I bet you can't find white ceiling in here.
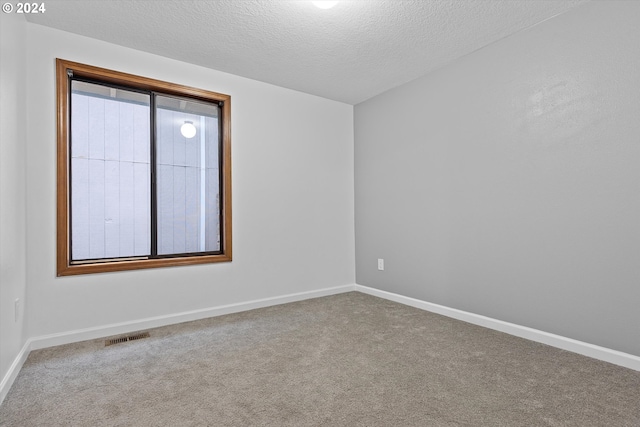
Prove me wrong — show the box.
[26,0,589,104]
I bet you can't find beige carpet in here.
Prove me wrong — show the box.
[1,292,639,426]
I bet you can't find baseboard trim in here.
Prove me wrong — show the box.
[8,282,636,406]
[30,284,356,351]
[0,340,30,405]
[355,284,640,372]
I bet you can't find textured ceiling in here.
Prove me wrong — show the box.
[26,0,589,104]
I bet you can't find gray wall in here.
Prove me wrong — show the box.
[355,1,640,357]
[0,12,28,391]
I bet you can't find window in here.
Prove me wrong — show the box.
[56,59,231,276]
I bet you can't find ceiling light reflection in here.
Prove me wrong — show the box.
[312,1,339,9]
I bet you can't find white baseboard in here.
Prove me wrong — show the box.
[0,340,30,405]
[5,282,637,406]
[29,284,356,351]
[355,284,640,371]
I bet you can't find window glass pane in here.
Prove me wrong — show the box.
[70,80,151,261]
[155,95,220,255]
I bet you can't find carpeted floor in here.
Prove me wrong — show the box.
[1,292,639,426]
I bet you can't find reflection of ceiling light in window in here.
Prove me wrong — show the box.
[181,121,196,138]
[312,1,338,9]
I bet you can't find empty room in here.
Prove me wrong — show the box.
[1,0,639,425]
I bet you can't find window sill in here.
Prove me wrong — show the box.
[57,253,232,276]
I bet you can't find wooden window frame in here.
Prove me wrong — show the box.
[56,59,232,276]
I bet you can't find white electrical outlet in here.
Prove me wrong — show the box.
[377,258,384,271]
[14,298,20,322]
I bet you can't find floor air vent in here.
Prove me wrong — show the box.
[105,332,150,347]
